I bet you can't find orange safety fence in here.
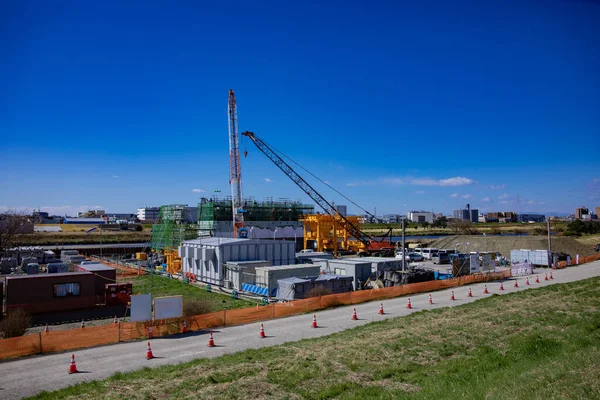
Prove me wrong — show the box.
[0,268,525,360]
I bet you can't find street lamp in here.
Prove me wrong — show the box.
[455,243,461,254]
[273,229,278,241]
[249,227,255,239]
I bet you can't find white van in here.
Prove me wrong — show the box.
[421,248,439,260]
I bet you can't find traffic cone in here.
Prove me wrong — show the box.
[145,342,154,360]
[207,331,215,347]
[406,298,412,309]
[44,324,49,333]
[148,326,153,339]
[312,315,318,328]
[545,273,549,281]
[352,308,358,320]
[259,323,266,338]
[182,320,187,333]
[450,291,455,301]
[468,288,473,297]
[484,285,489,294]
[550,271,554,279]
[535,275,540,283]
[113,316,118,325]
[379,303,384,315]
[514,280,519,288]
[428,294,433,304]
[80,319,85,329]
[500,282,504,291]
[525,277,530,285]
[68,354,78,374]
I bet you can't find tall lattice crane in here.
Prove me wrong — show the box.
[241,130,394,255]
[228,90,247,238]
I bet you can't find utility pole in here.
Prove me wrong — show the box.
[402,218,406,273]
[547,218,552,268]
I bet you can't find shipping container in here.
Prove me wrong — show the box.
[75,263,117,304]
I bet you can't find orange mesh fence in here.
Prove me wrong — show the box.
[42,324,119,352]
[0,267,516,360]
[188,311,225,332]
[0,333,41,358]
[225,306,274,327]
[585,254,600,263]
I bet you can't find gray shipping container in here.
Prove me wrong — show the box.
[255,264,322,295]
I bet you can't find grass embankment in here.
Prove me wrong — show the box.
[32,277,600,399]
[119,274,254,311]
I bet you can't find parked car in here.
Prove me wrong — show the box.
[407,252,424,262]
[432,251,450,264]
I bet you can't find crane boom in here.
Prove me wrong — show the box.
[228,90,246,238]
[241,131,382,248]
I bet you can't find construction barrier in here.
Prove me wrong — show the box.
[0,266,576,360]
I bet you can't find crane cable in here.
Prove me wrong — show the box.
[258,139,382,222]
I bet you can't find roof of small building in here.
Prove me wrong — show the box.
[63,218,106,223]
[75,263,116,272]
[182,238,291,246]
[6,272,93,280]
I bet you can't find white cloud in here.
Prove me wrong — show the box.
[481,197,491,202]
[489,184,505,190]
[499,200,510,205]
[112,175,120,179]
[411,176,474,186]
[264,178,273,183]
[498,193,509,199]
[527,200,535,205]
[381,177,406,185]
[346,183,358,187]
[462,194,472,199]
[412,179,439,186]
[538,201,546,206]
[415,190,425,195]
[450,193,459,198]
[192,188,206,193]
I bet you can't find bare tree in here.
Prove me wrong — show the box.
[0,211,32,255]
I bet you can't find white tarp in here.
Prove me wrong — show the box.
[154,295,183,320]
[130,294,152,322]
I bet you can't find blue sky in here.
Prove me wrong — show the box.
[1,1,599,217]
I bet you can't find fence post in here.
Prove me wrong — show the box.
[118,322,121,342]
[39,332,42,354]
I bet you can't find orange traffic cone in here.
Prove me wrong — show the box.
[379,303,384,315]
[544,273,548,281]
[312,315,318,328]
[182,320,187,333]
[145,342,154,360]
[484,285,489,294]
[208,331,215,347]
[352,308,358,320]
[514,280,519,288]
[550,271,554,279]
[406,298,412,309]
[113,316,118,325]
[68,354,78,374]
[450,291,455,301]
[44,324,49,333]
[500,282,504,291]
[525,277,530,285]
[535,275,540,283]
[259,323,266,338]
[428,294,433,304]
[468,288,473,297]
[80,319,85,329]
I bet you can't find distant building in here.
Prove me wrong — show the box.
[334,205,347,216]
[518,213,546,223]
[485,212,517,223]
[575,207,589,220]
[63,218,106,224]
[453,205,478,223]
[137,207,160,222]
[407,211,434,224]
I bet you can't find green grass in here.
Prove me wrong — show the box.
[121,274,254,311]
[29,277,600,399]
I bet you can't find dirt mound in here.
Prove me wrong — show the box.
[430,235,595,260]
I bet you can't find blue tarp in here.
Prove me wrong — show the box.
[241,283,272,297]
